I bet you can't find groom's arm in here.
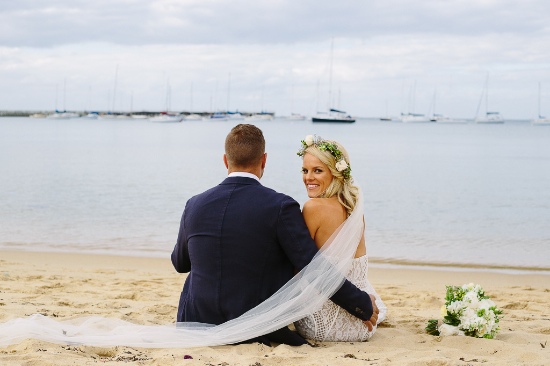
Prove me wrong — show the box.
[330,280,374,320]
[278,198,374,321]
[171,203,192,273]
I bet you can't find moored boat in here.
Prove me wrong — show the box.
[401,112,431,123]
[475,74,504,124]
[431,114,468,124]
[82,112,100,119]
[531,83,550,125]
[185,114,202,121]
[312,108,355,123]
[208,112,228,121]
[531,116,550,125]
[47,111,79,119]
[287,113,306,121]
[475,111,503,124]
[150,112,183,123]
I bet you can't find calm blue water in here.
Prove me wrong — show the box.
[1,116,549,271]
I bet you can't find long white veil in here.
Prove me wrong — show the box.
[0,190,366,348]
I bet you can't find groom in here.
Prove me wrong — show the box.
[171,124,377,346]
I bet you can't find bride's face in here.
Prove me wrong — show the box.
[302,153,334,198]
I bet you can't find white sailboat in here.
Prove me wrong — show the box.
[47,111,79,119]
[312,108,354,123]
[432,114,468,124]
[245,112,274,121]
[401,112,431,123]
[227,111,245,120]
[400,81,430,123]
[532,82,550,125]
[312,39,355,123]
[150,78,183,122]
[287,84,306,120]
[47,79,78,119]
[82,112,100,119]
[185,114,202,121]
[150,112,183,123]
[475,74,504,124]
[288,113,306,120]
[429,89,467,123]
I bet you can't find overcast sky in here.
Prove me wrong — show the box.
[1,0,549,118]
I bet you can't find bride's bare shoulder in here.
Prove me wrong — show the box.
[303,198,342,215]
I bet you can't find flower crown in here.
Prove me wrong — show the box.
[297,135,352,181]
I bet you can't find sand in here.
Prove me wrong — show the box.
[0,250,548,365]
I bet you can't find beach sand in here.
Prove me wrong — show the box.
[0,250,548,365]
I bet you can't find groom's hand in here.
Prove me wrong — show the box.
[362,294,380,331]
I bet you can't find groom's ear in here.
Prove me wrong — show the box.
[261,153,267,169]
[223,154,229,169]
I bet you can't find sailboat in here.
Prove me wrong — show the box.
[286,84,306,120]
[312,40,355,123]
[532,82,550,125]
[429,88,467,124]
[288,113,306,120]
[475,74,503,124]
[150,79,183,122]
[312,108,354,123]
[400,81,430,123]
[47,79,79,119]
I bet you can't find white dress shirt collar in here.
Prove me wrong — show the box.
[227,172,261,183]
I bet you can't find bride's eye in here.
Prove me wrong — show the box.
[301,168,308,174]
[314,168,323,173]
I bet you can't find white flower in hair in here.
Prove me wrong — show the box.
[335,159,348,172]
[304,135,315,146]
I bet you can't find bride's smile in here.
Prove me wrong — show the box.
[301,153,334,198]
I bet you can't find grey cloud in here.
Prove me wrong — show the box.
[1,0,549,48]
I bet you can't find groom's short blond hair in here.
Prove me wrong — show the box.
[225,124,265,168]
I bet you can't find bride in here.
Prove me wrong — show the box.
[294,135,387,341]
[0,135,385,348]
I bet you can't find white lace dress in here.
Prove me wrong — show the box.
[294,255,387,342]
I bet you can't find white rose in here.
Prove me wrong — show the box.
[447,300,464,315]
[304,135,314,146]
[438,324,464,336]
[464,291,479,307]
[335,159,348,172]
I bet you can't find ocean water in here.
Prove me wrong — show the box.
[1,116,549,272]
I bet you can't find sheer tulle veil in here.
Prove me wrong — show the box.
[0,189,367,348]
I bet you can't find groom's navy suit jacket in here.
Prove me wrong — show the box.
[171,176,373,345]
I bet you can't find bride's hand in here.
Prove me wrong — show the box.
[370,294,380,316]
[362,294,379,331]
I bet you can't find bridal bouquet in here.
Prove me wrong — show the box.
[426,283,503,339]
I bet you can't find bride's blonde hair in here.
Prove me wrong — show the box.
[298,136,359,215]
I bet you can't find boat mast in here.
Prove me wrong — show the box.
[486,74,489,114]
[227,72,231,112]
[63,78,66,111]
[327,38,334,110]
[112,64,118,112]
[55,84,58,111]
[190,82,194,113]
[538,82,541,118]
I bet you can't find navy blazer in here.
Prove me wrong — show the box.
[171,176,373,345]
